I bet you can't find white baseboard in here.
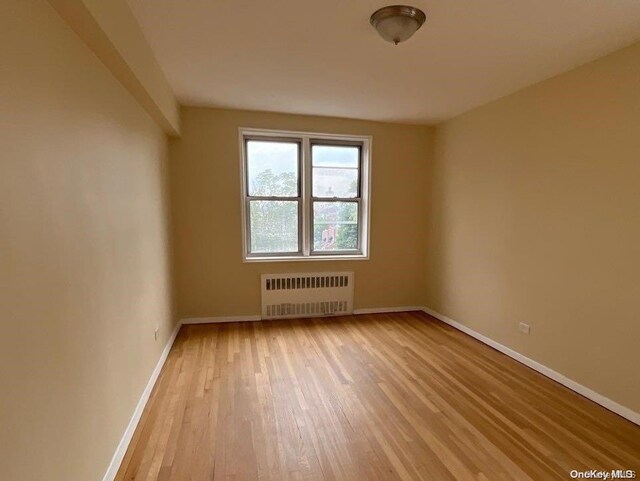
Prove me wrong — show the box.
[102,320,182,481]
[421,306,640,426]
[353,306,424,315]
[181,315,262,325]
[181,308,424,323]
[180,306,424,324]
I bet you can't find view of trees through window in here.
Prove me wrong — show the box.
[249,170,299,253]
[245,137,362,256]
[313,201,358,251]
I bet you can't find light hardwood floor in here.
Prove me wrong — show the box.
[116,312,640,481]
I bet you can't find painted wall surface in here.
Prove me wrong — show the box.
[427,41,640,413]
[170,107,434,318]
[47,0,180,134]
[0,1,175,480]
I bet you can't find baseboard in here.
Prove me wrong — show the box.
[182,308,424,323]
[181,315,262,325]
[421,306,640,426]
[102,320,182,481]
[353,306,424,315]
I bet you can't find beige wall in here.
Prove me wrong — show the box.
[427,41,640,413]
[47,0,180,135]
[170,107,434,318]
[0,1,175,480]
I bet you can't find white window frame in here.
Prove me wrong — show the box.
[239,127,371,262]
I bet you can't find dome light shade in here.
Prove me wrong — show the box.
[370,5,426,45]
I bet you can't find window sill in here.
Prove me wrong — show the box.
[244,254,369,263]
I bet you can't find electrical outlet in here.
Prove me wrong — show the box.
[518,322,530,335]
[154,325,159,341]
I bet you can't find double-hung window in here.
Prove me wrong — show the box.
[240,128,371,261]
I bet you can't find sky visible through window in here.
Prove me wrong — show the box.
[246,142,359,197]
[312,145,358,168]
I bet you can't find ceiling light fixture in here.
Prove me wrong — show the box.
[370,5,426,45]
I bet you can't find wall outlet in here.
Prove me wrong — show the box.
[518,322,531,335]
[154,325,159,341]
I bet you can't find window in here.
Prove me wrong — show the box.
[240,128,371,261]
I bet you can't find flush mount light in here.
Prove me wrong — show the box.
[370,5,426,45]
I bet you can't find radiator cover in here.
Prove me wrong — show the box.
[261,272,354,319]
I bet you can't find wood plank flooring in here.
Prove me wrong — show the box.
[115,312,640,481]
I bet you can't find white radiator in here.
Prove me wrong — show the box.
[261,272,354,319]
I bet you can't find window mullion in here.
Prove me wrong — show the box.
[302,136,312,256]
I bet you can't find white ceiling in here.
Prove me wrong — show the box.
[127,0,640,124]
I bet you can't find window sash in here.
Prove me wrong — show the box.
[310,198,362,255]
[310,142,362,199]
[244,136,302,198]
[245,198,303,257]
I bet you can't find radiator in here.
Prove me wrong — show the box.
[261,272,354,319]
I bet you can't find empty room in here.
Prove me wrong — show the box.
[2,0,640,480]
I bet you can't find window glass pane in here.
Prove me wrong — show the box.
[312,145,359,198]
[312,145,359,168]
[249,200,299,253]
[313,202,358,251]
[313,168,358,198]
[247,140,298,197]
